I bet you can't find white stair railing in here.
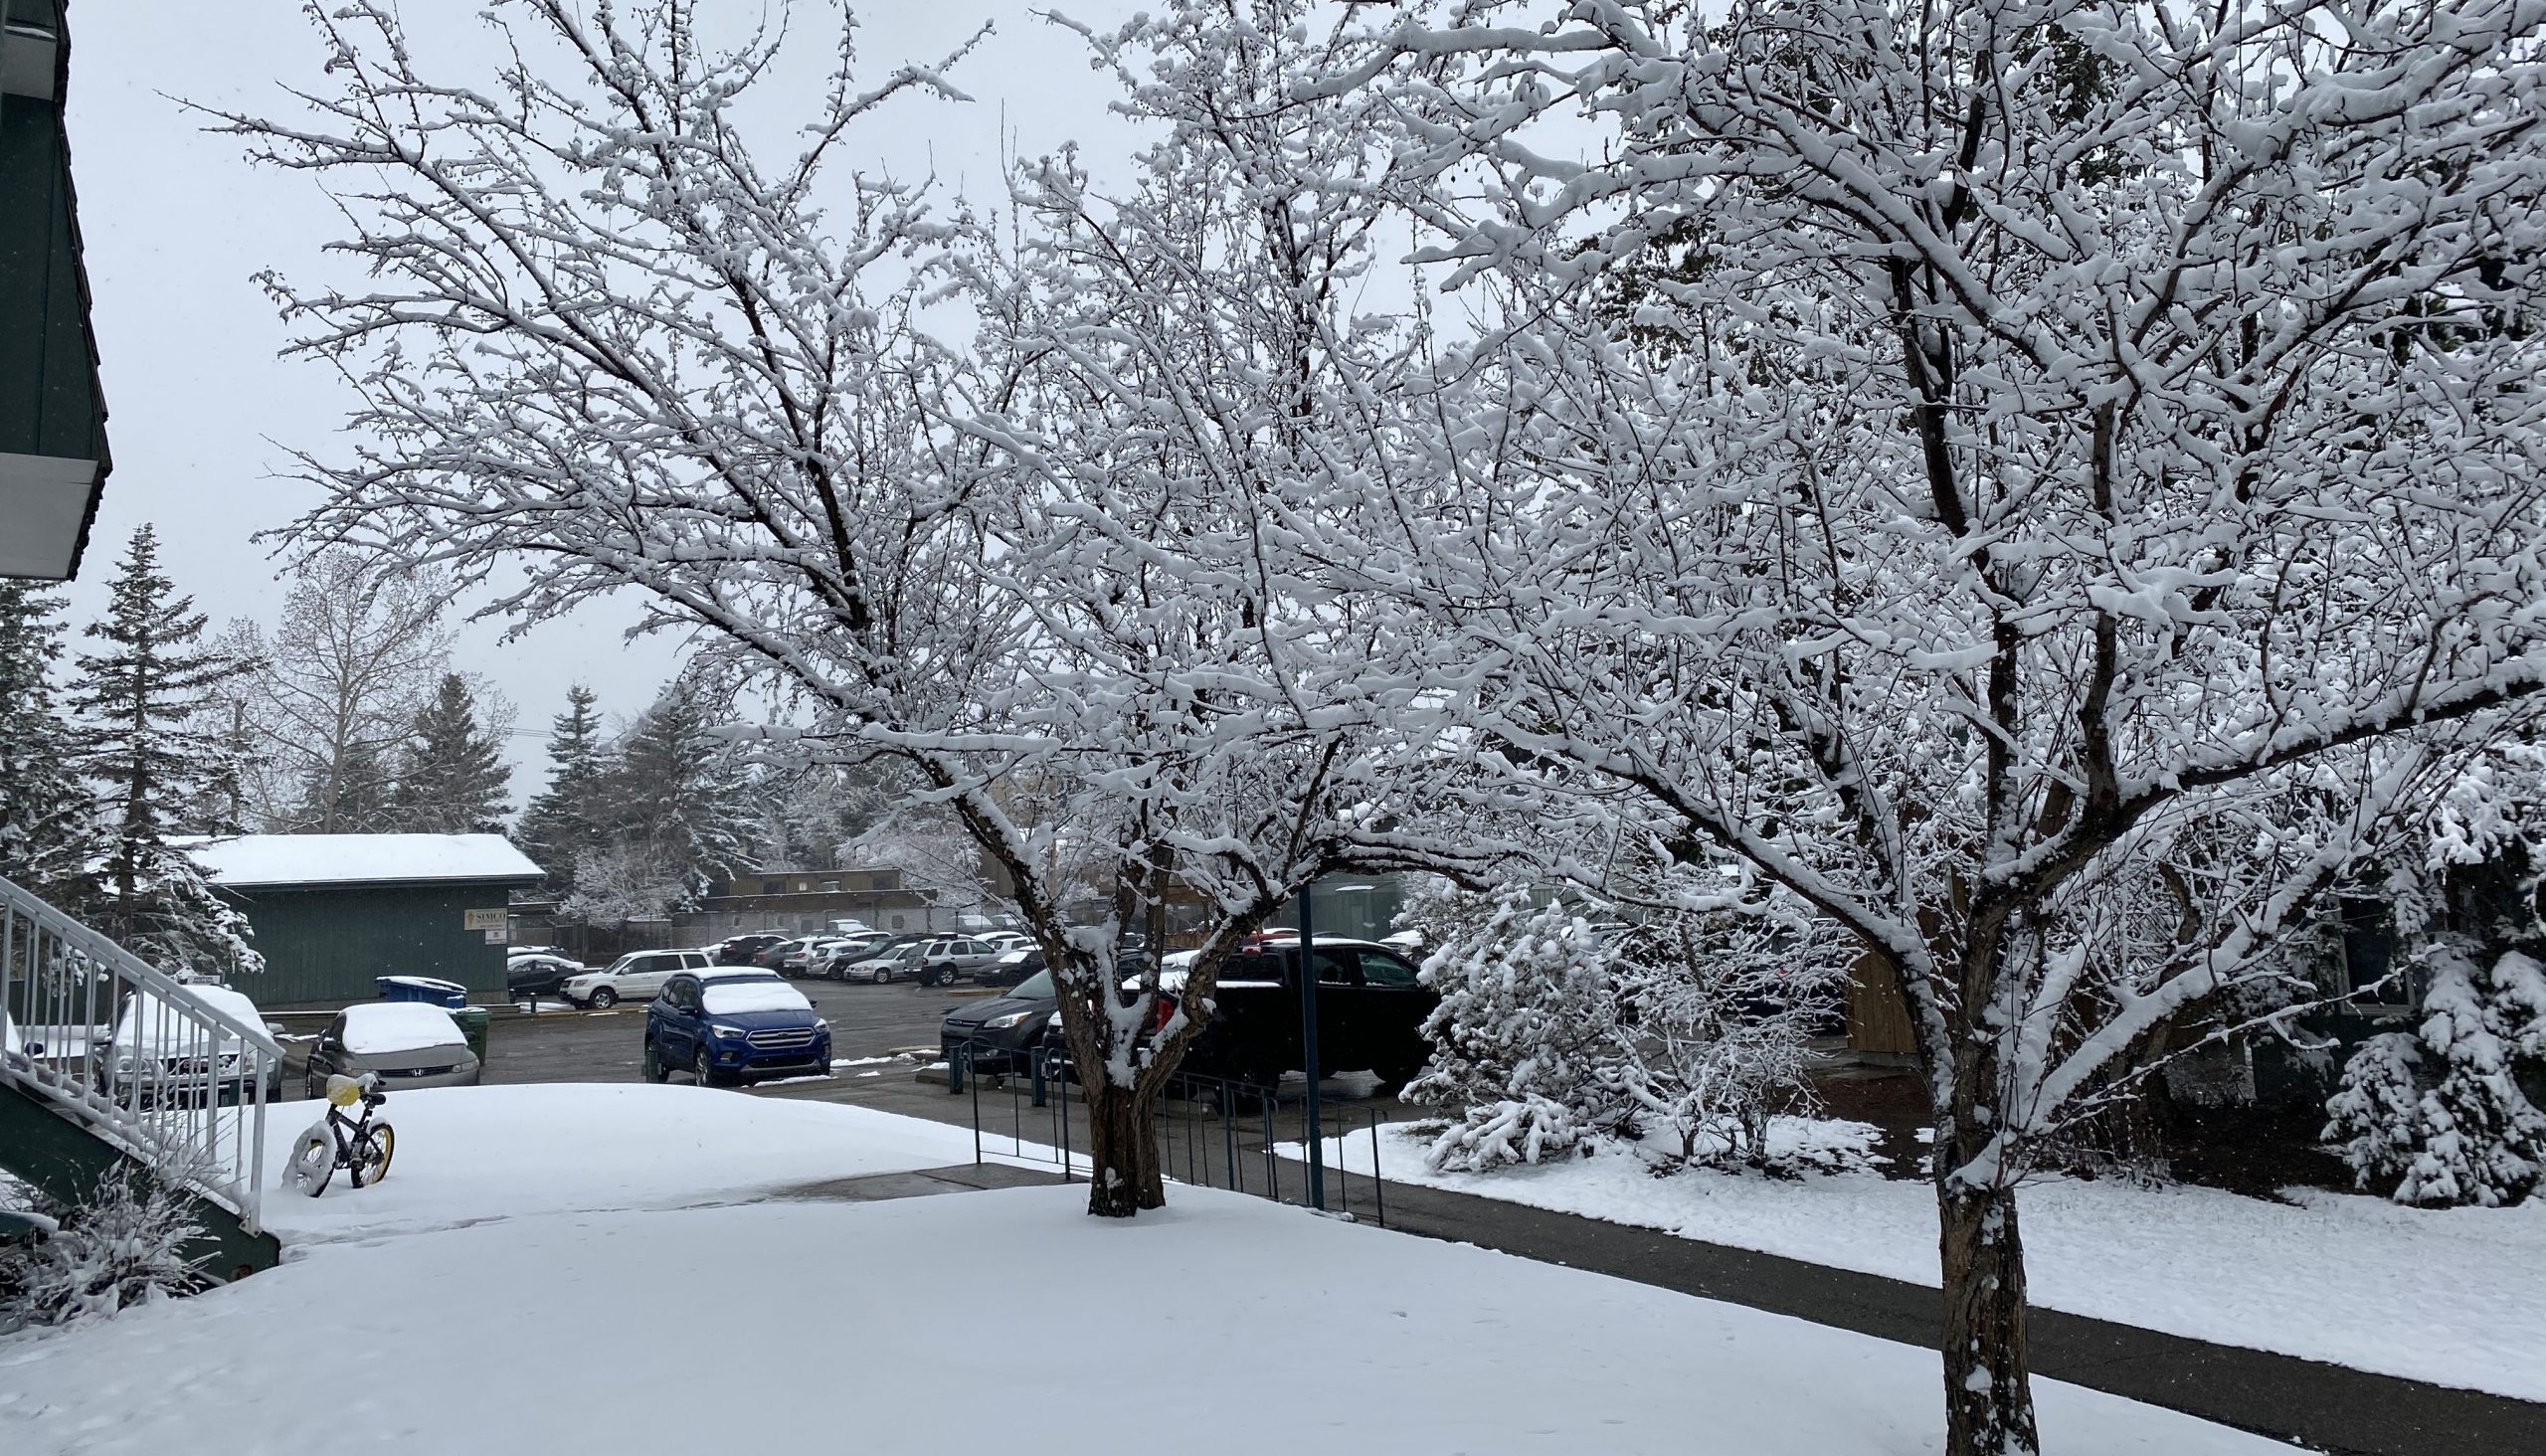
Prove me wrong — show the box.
[0,874,277,1235]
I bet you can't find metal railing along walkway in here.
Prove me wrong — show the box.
[0,874,279,1237]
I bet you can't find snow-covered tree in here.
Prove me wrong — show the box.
[68,526,261,976]
[1323,3,2546,1449]
[215,553,459,832]
[515,684,611,889]
[2325,946,2546,1206]
[227,0,1496,1214]
[601,683,757,911]
[1404,886,1636,1172]
[386,673,512,833]
[0,581,92,902]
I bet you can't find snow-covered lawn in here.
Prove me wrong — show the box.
[1288,1119,2546,1401]
[5,1194,2292,1453]
[248,1082,985,1242]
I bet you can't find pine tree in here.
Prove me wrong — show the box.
[67,525,259,973]
[606,683,756,909]
[2326,946,2546,1206]
[385,673,510,832]
[0,581,91,900]
[514,684,610,887]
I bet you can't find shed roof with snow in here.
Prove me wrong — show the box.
[191,834,544,892]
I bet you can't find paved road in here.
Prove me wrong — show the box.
[446,986,2545,1456]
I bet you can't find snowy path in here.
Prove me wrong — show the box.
[1288,1120,2546,1402]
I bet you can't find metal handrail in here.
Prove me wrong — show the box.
[0,874,277,1234]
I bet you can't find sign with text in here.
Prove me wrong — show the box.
[463,908,508,933]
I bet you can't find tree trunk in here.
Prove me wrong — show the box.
[1938,1177,2040,1456]
[1081,1074,1166,1217]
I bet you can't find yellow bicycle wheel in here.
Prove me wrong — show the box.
[354,1122,395,1187]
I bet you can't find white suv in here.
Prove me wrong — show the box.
[562,950,712,1007]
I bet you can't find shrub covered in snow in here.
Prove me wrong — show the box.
[1403,880,1841,1176]
[2323,947,2546,1207]
[1404,888,1635,1172]
[0,1167,207,1333]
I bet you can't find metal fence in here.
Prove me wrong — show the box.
[952,1046,1393,1226]
[0,875,278,1235]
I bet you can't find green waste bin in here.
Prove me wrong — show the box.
[451,1006,492,1069]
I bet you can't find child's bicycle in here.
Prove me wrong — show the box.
[281,1073,396,1196]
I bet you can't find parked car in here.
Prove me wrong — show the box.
[507,943,567,961]
[760,938,814,975]
[940,968,1059,1075]
[94,982,283,1104]
[838,939,929,985]
[560,949,713,1007]
[977,931,1032,954]
[809,933,893,979]
[302,1002,483,1097]
[912,937,1007,987]
[505,952,584,1001]
[712,932,791,967]
[1040,937,1435,1091]
[643,972,831,1086]
[973,945,1044,988]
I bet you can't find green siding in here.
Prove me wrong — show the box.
[219,881,530,1007]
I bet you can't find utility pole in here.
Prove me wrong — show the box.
[1298,878,1325,1210]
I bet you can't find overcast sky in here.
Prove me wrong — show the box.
[58,0,1148,796]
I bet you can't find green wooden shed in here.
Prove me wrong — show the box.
[189,834,546,1008]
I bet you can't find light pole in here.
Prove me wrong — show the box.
[1297,878,1325,1210]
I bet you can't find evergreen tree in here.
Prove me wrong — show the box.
[67,525,259,973]
[0,581,92,900]
[514,684,610,887]
[386,673,511,832]
[607,683,756,908]
[2325,946,2546,1206]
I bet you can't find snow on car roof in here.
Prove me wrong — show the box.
[343,1002,468,1053]
[114,984,269,1047]
[700,981,812,1014]
[188,833,544,888]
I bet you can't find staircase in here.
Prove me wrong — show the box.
[1,875,282,1279]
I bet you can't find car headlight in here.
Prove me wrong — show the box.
[985,1010,1036,1029]
[710,1023,749,1039]
[814,1018,829,1030]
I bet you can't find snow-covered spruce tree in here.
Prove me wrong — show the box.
[225,1,1495,1215]
[604,682,757,911]
[1403,884,1635,1171]
[514,684,611,892]
[68,526,261,976]
[0,581,93,902]
[1326,4,2546,1450]
[385,672,511,833]
[2325,945,2546,1206]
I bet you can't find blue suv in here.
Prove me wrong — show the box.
[643,972,831,1087]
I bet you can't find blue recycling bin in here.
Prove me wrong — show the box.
[375,976,469,1009]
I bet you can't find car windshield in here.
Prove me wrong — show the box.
[700,981,813,1015]
[1010,970,1055,1000]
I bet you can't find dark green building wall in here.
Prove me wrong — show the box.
[219,881,530,1007]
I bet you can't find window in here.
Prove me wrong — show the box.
[682,953,711,970]
[821,879,841,893]
[2340,899,2407,1006]
[1358,950,1422,988]
[889,915,905,929]
[761,880,784,896]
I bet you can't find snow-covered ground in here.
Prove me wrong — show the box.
[1286,1118,2546,1401]
[247,1082,987,1243]
[7,1103,2297,1456]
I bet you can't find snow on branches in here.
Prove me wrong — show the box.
[2325,946,2546,1207]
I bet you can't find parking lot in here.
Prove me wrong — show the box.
[478,979,966,1087]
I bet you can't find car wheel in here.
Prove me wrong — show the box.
[590,987,619,1008]
[642,1041,668,1084]
[304,1069,321,1100]
[872,966,891,985]
[694,1048,730,1089]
